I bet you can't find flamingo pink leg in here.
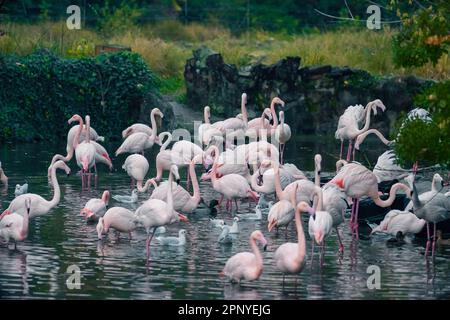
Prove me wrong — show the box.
[218,194,224,208]
[146,231,156,262]
[310,240,315,267]
[346,140,353,162]
[339,140,344,160]
[432,223,437,259]
[425,222,431,258]
[234,199,239,213]
[353,199,360,240]
[336,227,344,254]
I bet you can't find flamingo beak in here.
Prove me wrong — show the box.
[267,220,276,232]
[178,213,188,222]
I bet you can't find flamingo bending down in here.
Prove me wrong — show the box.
[405,174,450,258]
[135,171,188,261]
[47,114,103,177]
[274,111,291,164]
[150,154,203,214]
[274,187,309,281]
[267,182,298,234]
[221,230,268,283]
[80,190,110,223]
[75,115,96,187]
[201,161,258,213]
[307,186,333,265]
[0,197,31,249]
[2,161,70,219]
[116,108,163,156]
[121,154,154,193]
[370,210,426,236]
[353,128,392,160]
[96,207,139,241]
[330,161,412,237]
[335,99,386,161]
[0,161,8,185]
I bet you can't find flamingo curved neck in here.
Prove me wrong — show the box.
[294,209,306,261]
[357,129,391,148]
[354,104,373,137]
[137,179,156,193]
[250,236,263,269]
[189,158,200,203]
[204,107,210,124]
[73,117,84,149]
[150,109,159,139]
[373,183,410,208]
[48,165,62,209]
[160,133,172,151]
[273,164,285,200]
[270,100,279,128]
[241,96,248,126]
[250,172,271,194]
[312,186,323,211]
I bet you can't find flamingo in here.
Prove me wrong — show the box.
[221,230,268,283]
[122,108,163,139]
[307,186,333,265]
[267,183,298,234]
[370,210,426,236]
[274,111,291,164]
[198,106,224,147]
[405,174,450,258]
[115,108,163,156]
[80,190,110,223]
[121,154,154,193]
[219,93,249,137]
[201,146,251,183]
[201,161,258,213]
[96,207,139,241]
[47,114,104,177]
[353,128,393,161]
[155,229,187,246]
[335,99,386,161]
[246,108,272,139]
[150,154,203,214]
[330,161,412,236]
[2,160,70,219]
[273,188,309,282]
[75,115,96,187]
[0,197,31,249]
[0,161,8,185]
[135,171,188,261]
[236,140,280,172]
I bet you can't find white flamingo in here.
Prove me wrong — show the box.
[221,230,268,283]
[274,110,291,164]
[122,108,163,139]
[370,210,426,236]
[0,197,31,249]
[96,207,139,241]
[121,154,154,193]
[80,190,110,222]
[75,115,96,187]
[1,161,70,219]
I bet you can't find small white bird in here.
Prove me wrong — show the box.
[218,225,233,244]
[156,229,187,246]
[14,183,29,197]
[210,218,225,228]
[228,217,240,234]
[237,206,263,221]
[112,189,139,203]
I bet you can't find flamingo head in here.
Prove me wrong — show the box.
[102,190,110,205]
[102,153,113,170]
[242,93,247,104]
[267,217,277,233]
[68,114,82,125]
[314,154,322,174]
[177,212,188,222]
[272,97,285,107]
[200,171,211,181]
[80,207,94,219]
[251,230,268,251]
[314,230,324,245]
[81,158,89,172]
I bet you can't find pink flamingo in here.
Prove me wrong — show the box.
[135,171,188,261]
[198,106,224,147]
[335,99,386,161]
[2,161,70,219]
[330,161,411,237]
[153,132,185,184]
[150,154,203,214]
[0,197,31,249]
[96,207,139,241]
[219,93,249,136]
[201,160,258,213]
[220,230,268,283]
[116,108,163,156]
[246,108,273,139]
[47,114,104,177]
[122,108,164,143]
[75,115,96,187]
[274,187,309,282]
[0,161,8,186]
[80,190,110,223]
[274,111,291,164]
[121,154,154,192]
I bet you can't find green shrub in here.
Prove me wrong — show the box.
[0,49,159,142]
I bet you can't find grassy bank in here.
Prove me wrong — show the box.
[1,20,448,97]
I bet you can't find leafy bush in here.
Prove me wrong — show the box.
[0,49,159,142]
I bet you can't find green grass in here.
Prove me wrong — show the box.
[1,20,448,98]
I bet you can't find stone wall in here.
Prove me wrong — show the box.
[184,47,433,136]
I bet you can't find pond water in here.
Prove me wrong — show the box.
[1,136,449,300]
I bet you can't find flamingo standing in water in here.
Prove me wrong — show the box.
[335,99,386,161]
[0,197,31,249]
[2,161,70,219]
[96,207,139,241]
[135,171,188,261]
[246,108,273,140]
[121,154,154,193]
[405,174,450,258]
[0,161,8,186]
[330,161,411,237]
[274,187,310,283]
[80,190,110,223]
[274,111,291,164]
[116,108,163,156]
[75,115,96,188]
[221,230,268,283]
[219,93,249,138]
[150,154,204,214]
[201,159,258,213]
[48,114,104,177]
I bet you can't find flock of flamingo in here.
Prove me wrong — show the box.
[0,93,449,285]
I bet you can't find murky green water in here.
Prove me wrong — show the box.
[1,136,449,299]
